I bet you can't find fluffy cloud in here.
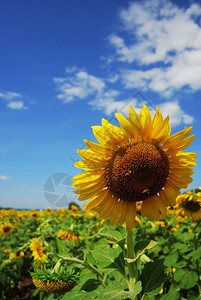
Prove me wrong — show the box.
[54,67,125,115]
[53,1,196,127]
[53,67,193,127]
[0,175,11,180]
[0,91,27,110]
[109,0,201,95]
[53,67,105,103]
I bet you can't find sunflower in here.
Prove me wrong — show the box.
[175,191,201,220]
[11,251,25,260]
[72,105,196,230]
[32,278,76,293]
[0,223,13,235]
[30,238,47,261]
[58,230,82,242]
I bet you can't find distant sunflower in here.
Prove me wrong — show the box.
[0,223,13,235]
[30,238,47,261]
[72,105,196,230]
[58,230,82,242]
[175,191,201,220]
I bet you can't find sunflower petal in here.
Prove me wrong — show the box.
[82,189,110,210]
[84,139,112,157]
[141,197,159,219]
[115,113,135,139]
[74,159,107,170]
[77,149,106,162]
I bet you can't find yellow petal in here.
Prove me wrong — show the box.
[74,179,106,194]
[71,169,105,184]
[82,189,110,210]
[84,139,112,157]
[77,149,106,162]
[77,180,106,201]
[92,126,119,149]
[117,200,128,226]
[110,200,123,225]
[129,106,142,138]
[72,173,105,187]
[74,159,107,170]
[162,127,192,149]
[152,106,163,129]
[98,196,116,219]
[102,118,126,146]
[139,105,152,138]
[141,197,159,219]
[115,113,136,139]
[151,115,170,144]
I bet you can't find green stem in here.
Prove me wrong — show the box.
[127,228,138,298]
[59,255,106,284]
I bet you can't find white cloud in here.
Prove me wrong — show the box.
[7,101,27,110]
[0,91,27,110]
[53,67,193,126]
[53,69,105,103]
[158,101,194,127]
[109,0,201,95]
[0,91,21,100]
[0,175,11,180]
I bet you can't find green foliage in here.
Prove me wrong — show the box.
[30,267,78,282]
[1,208,201,299]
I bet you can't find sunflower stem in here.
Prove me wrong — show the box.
[126,228,138,299]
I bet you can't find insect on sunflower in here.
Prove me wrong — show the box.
[72,105,196,230]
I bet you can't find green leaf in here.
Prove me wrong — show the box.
[101,281,141,299]
[131,281,142,298]
[174,269,198,289]
[56,238,69,256]
[91,247,125,276]
[133,240,158,261]
[99,230,123,243]
[83,251,96,265]
[164,252,178,267]
[161,285,180,300]
[81,278,102,291]
[61,290,99,300]
[140,259,166,296]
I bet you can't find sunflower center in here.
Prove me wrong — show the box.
[182,199,200,212]
[3,226,11,233]
[105,141,169,202]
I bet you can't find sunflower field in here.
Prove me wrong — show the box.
[1,191,201,300]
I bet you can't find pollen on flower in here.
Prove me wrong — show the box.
[105,141,169,202]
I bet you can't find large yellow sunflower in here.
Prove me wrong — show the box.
[72,105,196,230]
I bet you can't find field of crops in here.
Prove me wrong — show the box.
[1,194,201,300]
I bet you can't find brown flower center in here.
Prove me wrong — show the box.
[105,141,169,202]
[182,198,200,212]
[3,226,11,233]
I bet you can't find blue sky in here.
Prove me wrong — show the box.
[1,0,201,209]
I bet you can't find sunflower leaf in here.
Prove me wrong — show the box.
[91,247,125,276]
[56,238,69,256]
[139,259,166,296]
